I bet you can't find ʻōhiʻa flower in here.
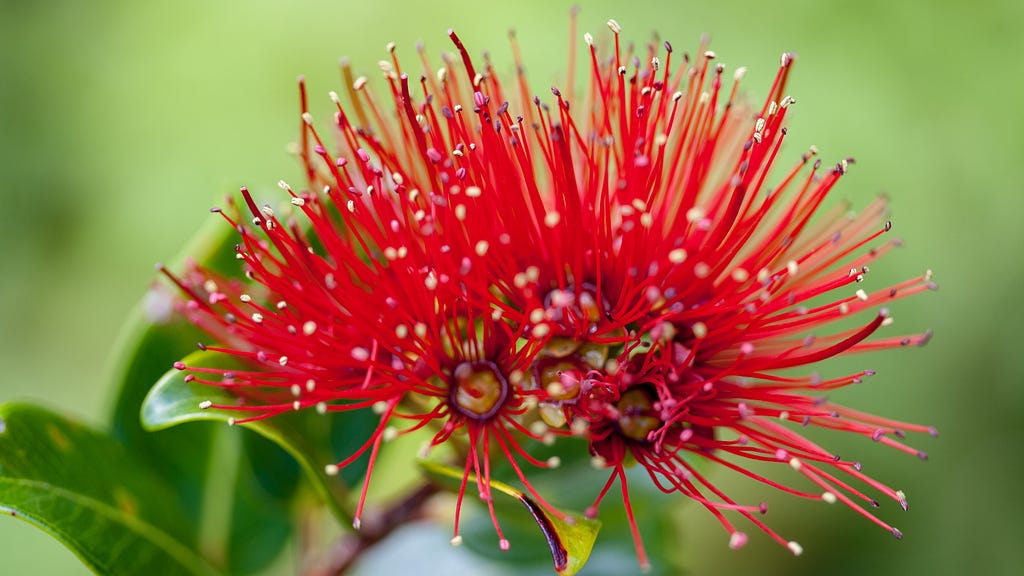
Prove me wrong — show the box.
[161,14,934,570]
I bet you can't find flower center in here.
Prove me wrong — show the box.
[615,387,661,442]
[451,361,509,421]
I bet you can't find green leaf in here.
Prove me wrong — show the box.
[0,403,223,576]
[141,350,366,526]
[419,460,600,576]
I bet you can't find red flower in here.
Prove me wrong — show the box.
[552,20,936,569]
[163,13,934,568]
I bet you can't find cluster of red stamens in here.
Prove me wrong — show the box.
[162,15,935,570]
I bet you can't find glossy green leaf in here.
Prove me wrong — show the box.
[0,403,223,576]
[141,350,366,526]
[420,460,601,576]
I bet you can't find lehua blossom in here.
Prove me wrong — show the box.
[163,16,935,570]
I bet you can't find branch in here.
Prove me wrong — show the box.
[305,483,440,576]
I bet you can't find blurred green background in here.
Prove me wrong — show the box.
[1,0,1021,574]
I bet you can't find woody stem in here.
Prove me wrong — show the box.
[305,482,440,576]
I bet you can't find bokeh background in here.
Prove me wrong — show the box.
[1,0,1021,574]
